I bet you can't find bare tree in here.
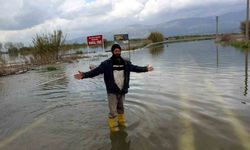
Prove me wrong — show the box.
[0,42,2,51]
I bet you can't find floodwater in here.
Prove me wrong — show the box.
[0,40,249,150]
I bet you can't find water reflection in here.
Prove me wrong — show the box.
[216,45,249,96]
[216,45,219,67]
[35,69,69,101]
[244,50,248,96]
[149,44,164,56]
[110,129,130,150]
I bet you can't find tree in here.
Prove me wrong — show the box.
[14,42,24,50]
[147,32,165,43]
[8,47,18,58]
[0,42,2,51]
[4,42,15,51]
[0,43,5,66]
[240,21,250,36]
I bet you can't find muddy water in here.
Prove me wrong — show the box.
[0,40,249,150]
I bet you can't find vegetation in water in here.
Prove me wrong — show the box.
[46,66,58,71]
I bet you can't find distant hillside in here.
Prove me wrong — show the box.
[155,10,244,36]
[68,10,245,43]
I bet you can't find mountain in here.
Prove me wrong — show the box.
[155,10,244,36]
[68,10,245,43]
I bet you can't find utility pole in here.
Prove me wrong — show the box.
[215,16,219,67]
[246,0,249,41]
[216,16,218,39]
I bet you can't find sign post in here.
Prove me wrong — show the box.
[114,34,130,60]
[86,35,104,66]
[87,35,103,46]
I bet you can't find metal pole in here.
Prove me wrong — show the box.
[102,39,105,52]
[216,16,219,67]
[128,40,131,61]
[216,16,218,39]
[246,0,249,41]
[87,45,90,66]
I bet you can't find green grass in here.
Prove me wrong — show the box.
[230,41,250,49]
[218,41,250,50]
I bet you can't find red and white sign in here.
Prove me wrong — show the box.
[87,35,103,46]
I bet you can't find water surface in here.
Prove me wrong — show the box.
[0,40,249,150]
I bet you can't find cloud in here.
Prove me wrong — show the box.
[108,0,144,18]
[0,0,245,45]
[137,0,244,22]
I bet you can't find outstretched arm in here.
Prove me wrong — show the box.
[74,63,104,80]
[129,62,153,72]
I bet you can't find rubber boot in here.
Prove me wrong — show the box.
[117,114,126,127]
[108,117,119,132]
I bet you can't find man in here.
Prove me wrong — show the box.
[74,44,153,131]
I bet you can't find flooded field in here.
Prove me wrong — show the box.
[0,40,249,150]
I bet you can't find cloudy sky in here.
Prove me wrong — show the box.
[0,0,245,45]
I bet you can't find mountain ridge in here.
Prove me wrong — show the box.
[68,10,245,43]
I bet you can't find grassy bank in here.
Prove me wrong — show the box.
[168,34,216,40]
[215,33,250,50]
[219,41,250,49]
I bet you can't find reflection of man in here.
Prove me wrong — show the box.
[110,129,130,150]
[74,44,153,131]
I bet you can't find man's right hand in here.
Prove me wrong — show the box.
[74,71,84,80]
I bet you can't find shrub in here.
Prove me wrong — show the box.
[46,66,57,71]
[147,32,165,43]
[32,30,65,64]
[220,34,234,42]
[76,50,83,54]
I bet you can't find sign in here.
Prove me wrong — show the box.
[114,34,130,60]
[87,35,103,46]
[114,34,129,41]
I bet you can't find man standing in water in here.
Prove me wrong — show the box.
[74,44,153,131]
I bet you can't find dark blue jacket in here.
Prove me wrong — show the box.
[84,57,148,94]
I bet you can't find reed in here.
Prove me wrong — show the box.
[32,30,65,64]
